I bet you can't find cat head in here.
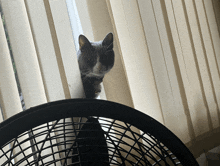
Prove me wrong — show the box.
[78,33,115,78]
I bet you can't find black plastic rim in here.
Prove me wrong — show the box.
[0,99,199,165]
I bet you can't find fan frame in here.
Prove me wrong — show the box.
[0,99,199,165]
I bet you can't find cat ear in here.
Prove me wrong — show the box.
[102,33,113,47]
[79,35,91,49]
[106,42,113,50]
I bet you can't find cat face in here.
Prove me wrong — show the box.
[78,33,115,78]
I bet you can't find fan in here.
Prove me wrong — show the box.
[0,99,199,165]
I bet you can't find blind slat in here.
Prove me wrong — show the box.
[171,0,209,137]
[184,0,219,129]
[152,0,190,143]
[139,0,188,134]
[0,107,3,123]
[48,0,84,98]
[194,0,220,127]
[1,0,47,109]
[0,9,22,119]
[25,0,66,102]
[107,0,163,122]
[204,0,220,73]
[212,0,220,36]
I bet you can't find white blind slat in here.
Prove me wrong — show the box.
[0,8,22,119]
[25,0,66,102]
[153,0,190,143]
[0,107,3,123]
[194,0,220,128]
[204,0,220,73]
[171,0,209,136]
[1,0,47,109]
[108,0,163,122]
[138,0,186,134]
[48,0,84,99]
[184,0,219,129]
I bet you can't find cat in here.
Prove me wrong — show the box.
[78,33,115,99]
[72,33,114,165]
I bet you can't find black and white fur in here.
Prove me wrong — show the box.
[78,33,114,99]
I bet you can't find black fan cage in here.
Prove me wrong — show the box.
[0,99,199,166]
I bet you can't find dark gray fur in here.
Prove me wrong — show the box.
[78,33,114,98]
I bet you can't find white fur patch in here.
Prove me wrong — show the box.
[92,57,108,77]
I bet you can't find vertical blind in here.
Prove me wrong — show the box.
[0,1,84,164]
[0,0,84,118]
[0,0,220,159]
[75,0,220,158]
